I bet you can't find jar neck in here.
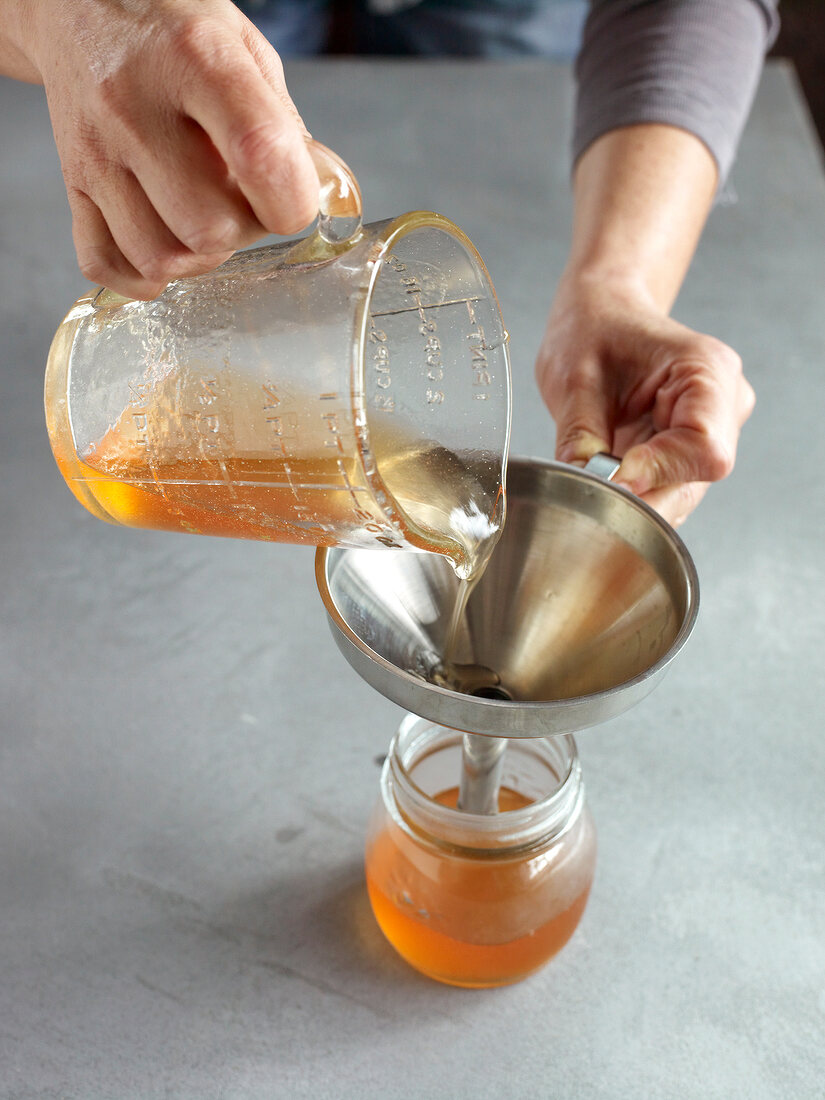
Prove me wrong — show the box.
[382,715,585,854]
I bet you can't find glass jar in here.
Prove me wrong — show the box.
[365,715,597,988]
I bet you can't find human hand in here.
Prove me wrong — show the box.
[12,0,320,298]
[536,274,756,527]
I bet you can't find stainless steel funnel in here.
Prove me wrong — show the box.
[315,456,699,737]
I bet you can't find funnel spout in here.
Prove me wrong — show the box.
[457,734,507,814]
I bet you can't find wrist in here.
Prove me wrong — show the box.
[566,125,718,315]
[552,265,664,319]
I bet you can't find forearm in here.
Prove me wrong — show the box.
[564,123,718,314]
[568,0,778,315]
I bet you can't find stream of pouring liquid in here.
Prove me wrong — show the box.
[402,468,506,814]
[350,434,509,815]
[442,576,508,815]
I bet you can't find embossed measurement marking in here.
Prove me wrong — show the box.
[369,296,484,318]
[465,298,492,400]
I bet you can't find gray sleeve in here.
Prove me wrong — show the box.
[573,0,780,181]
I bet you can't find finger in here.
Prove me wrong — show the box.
[544,357,615,466]
[613,413,655,455]
[69,187,168,300]
[616,355,750,494]
[178,35,319,235]
[129,117,268,258]
[87,169,234,292]
[639,481,710,527]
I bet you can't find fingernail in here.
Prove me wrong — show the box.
[557,435,610,468]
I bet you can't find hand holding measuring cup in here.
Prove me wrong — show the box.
[45,140,511,580]
[9,0,323,301]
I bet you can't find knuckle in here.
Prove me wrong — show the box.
[77,249,114,286]
[666,331,742,385]
[692,335,743,377]
[64,128,111,192]
[564,368,601,395]
[180,217,241,256]
[229,120,298,182]
[170,15,227,68]
[126,248,176,285]
[642,446,668,487]
[165,16,249,105]
[742,378,757,417]
[546,368,599,411]
[88,74,121,119]
[701,433,735,482]
[535,358,568,408]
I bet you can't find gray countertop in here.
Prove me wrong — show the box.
[1,60,824,1100]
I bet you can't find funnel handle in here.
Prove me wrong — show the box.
[584,453,622,481]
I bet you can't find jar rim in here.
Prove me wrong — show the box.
[382,715,585,854]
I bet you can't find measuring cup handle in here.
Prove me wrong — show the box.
[306,138,363,246]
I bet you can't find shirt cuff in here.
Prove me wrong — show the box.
[573,0,779,182]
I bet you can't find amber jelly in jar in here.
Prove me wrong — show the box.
[365,715,597,988]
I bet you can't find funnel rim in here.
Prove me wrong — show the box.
[315,456,700,736]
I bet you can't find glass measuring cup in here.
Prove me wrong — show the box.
[44,140,511,579]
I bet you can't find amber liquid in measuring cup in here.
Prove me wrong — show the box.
[45,208,511,583]
[48,395,504,580]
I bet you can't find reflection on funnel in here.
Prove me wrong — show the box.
[316,457,699,739]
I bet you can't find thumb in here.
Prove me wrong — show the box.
[614,442,662,496]
[179,31,319,237]
[552,382,613,468]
